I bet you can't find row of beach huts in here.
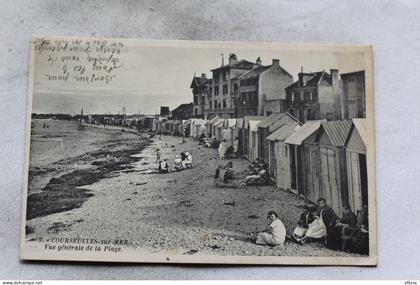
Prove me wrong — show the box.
[88,115,191,136]
[189,113,370,217]
[87,112,369,217]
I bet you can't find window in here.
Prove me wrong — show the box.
[222,71,227,81]
[214,73,219,83]
[214,86,219,95]
[233,83,238,92]
[218,102,221,108]
[223,99,227,108]
[214,100,217,109]
[223,84,228,94]
[209,101,213,109]
[240,80,245,86]
[240,92,246,104]
[209,87,212,95]
[285,146,288,157]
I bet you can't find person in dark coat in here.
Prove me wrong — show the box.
[317,197,339,249]
[336,204,357,251]
[351,205,369,254]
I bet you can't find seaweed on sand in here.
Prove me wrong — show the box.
[26,139,151,220]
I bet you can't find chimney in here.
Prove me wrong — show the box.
[272,59,280,68]
[330,69,341,118]
[256,57,262,65]
[298,66,304,86]
[229,53,238,66]
[330,69,339,88]
[201,73,206,78]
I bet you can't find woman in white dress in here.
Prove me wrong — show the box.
[218,139,227,159]
[250,211,286,246]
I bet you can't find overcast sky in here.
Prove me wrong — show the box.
[32,40,369,115]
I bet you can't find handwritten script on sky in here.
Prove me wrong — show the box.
[34,38,124,86]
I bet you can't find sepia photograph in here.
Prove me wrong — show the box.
[20,37,376,265]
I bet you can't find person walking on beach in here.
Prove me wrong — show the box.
[218,139,227,159]
[233,137,239,156]
[155,148,161,163]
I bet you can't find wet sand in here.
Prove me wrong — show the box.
[27,120,150,220]
[26,129,364,257]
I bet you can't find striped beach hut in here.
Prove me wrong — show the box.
[242,116,264,159]
[284,120,325,199]
[266,123,300,189]
[257,112,300,162]
[314,120,352,215]
[345,118,369,213]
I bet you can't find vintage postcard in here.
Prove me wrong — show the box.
[21,37,376,265]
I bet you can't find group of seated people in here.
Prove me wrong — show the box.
[241,159,270,186]
[158,151,193,173]
[249,198,369,255]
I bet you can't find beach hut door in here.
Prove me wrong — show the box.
[320,147,341,215]
[306,146,321,202]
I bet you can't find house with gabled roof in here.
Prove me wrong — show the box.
[341,70,366,119]
[205,54,257,119]
[285,69,342,123]
[190,73,209,118]
[236,59,293,117]
[172,103,193,121]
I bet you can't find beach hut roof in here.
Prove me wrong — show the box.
[200,120,208,126]
[195,119,206,125]
[319,120,352,147]
[244,116,264,128]
[284,120,325,145]
[214,119,225,128]
[256,113,283,128]
[352,118,369,144]
[346,118,369,147]
[225,118,237,128]
[206,116,220,125]
[249,120,262,132]
[257,112,300,128]
[266,123,300,141]
[236,118,244,129]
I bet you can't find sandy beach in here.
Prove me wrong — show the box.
[26,121,363,257]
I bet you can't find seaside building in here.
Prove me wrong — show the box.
[190,73,208,118]
[236,59,293,117]
[341,70,366,119]
[160,106,170,116]
[285,69,342,123]
[205,54,256,119]
[171,103,193,120]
